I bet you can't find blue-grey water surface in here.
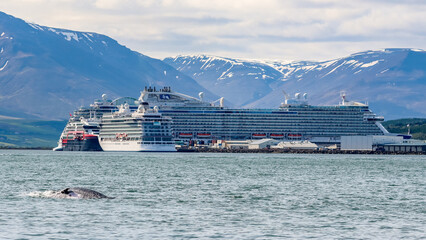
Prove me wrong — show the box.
[0,150,425,239]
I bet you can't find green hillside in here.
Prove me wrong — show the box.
[0,119,67,148]
[382,118,426,140]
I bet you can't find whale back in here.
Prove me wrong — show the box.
[60,187,113,199]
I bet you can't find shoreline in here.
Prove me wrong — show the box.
[181,147,425,155]
[0,147,53,150]
[1,147,424,155]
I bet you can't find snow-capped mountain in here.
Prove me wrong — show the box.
[0,11,216,119]
[163,55,282,106]
[164,49,426,119]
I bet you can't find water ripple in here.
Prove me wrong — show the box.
[0,150,425,239]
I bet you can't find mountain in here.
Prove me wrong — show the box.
[163,55,282,107]
[0,11,216,120]
[164,49,426,120]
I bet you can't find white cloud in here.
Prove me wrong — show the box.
[1,0,426,61]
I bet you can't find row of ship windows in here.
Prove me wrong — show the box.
[101,126,171,130]
[163,109,367,114]
[172,133,383,139]
[170,118,367,123]
[171,122,376,127]
[102,121,171,125]
[101,122,169,126]
[101,123,171,127]
[182,116,360,120]
[173,124,379,131]
[98,129,382,137]
[95,123,378,130]
[99,127,381,133]
[136,142,175,145]
[100,133,172,138]
[172,128,382,131]
[74,108,370,118]
[76,114,367,122]
[100,137,173,142]
[101,130,171,134]
[100,130,171,135]
[172,129,383,134]
[164,110,365,115]
[164,114,363,119]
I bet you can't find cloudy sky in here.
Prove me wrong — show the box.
[2,0,426,61]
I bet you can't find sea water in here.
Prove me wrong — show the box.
[0,150,425,239]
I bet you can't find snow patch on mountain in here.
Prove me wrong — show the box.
[27,22,44,31]
[46,28,80,42]
[0,60,8,71]
[47,28,57,33]
[82,33,93,42]
[360,60,380,68]
[61,32,79,42]
[321,61,346,78]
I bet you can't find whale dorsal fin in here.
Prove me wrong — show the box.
[60,188,70,194]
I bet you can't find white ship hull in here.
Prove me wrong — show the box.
[100,140,176,152]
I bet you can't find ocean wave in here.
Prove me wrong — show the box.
[25,190,75,199]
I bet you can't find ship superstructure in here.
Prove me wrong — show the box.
[140,87,387,144]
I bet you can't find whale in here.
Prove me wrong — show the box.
[60,187,114,199]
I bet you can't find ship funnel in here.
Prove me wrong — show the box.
[102,94,107,102]
[199,92,204,101]
[220,97,224,107]
[303,93,308,100]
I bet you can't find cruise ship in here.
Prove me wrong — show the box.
[53,94,138,151]
[54,86,388,150]
[140,87,387,144]
[98,101,176,152]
